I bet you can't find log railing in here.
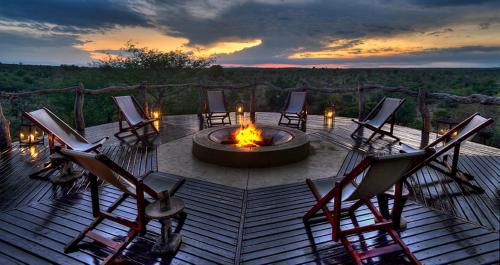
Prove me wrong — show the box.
[0,81,498,149]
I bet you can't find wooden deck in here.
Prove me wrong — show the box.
[0,113,498,264]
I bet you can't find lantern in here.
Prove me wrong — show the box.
[324,103,336,128]
[235,101,244,117]
[19,117,44,145]
[149,106,161,131]
[149,106,162,120]
[235,101,245,124]
[436,118,458,140]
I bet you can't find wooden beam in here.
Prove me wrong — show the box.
[418,88,431,148]
[74,83,85,132]
[357,84,365,121]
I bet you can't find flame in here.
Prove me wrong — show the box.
[233,122,263,147]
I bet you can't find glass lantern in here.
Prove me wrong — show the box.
[235,101,244,117]
[19,117,44,145]
[149,106,162,120]
[324,103,336,128]
[235,101,244,124]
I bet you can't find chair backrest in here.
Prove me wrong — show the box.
[285,91,307,113]
[59,148,136,195]
[206,90,227,113]
[113,96,147,125]
[367,98,404,128]
[24,108,90,148]
[437,114,492,156]
[342,150,427,201]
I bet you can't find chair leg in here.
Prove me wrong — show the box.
[366,130,377,142]
[350,125,361,138]
[376,194,390,219]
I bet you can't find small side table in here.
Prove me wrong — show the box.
[145,192,185,254]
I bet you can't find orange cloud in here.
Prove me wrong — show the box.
[289,23,500,59]
[74,26,262,60]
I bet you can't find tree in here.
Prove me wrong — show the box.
[94,42,215,71]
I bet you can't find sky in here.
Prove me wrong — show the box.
[0,0,499,68]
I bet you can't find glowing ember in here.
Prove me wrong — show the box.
[233,123,263,147]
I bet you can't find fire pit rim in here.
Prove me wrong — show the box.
[192,125,310,167]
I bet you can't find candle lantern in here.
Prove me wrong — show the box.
[19,117,44,145]
[235,101,244,117]
[436,118,458,140]
[324,103,336,128]
[149,106,162,120]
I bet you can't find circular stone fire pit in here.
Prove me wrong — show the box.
[192,125,309,168]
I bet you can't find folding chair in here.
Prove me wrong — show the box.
[351,97,405,142]
[304,150,429,265]
[278,91,307,130]
[23,108,107,179]
[401,113,493,193]
[112,95,159,144]
[204,90,231,127]
[58,148,186,265]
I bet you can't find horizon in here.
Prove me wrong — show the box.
[1,0,500,68]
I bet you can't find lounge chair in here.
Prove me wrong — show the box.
[351,97,405,142]
[58,148,186,265]
[23,108,108,178]
[303,150,429,265]
[204,90,231,127]
[401,112,493,192]
[278,91,307,130]
[112,95,159,144]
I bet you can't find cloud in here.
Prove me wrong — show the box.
[404,0,500,7]
[0,31,91,65]
[0,0,499,66]
[0,0,151,32]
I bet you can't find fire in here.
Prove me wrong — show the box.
[233,122,263,147]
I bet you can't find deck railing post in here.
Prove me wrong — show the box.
[418,88,431,148]
[142,81,149,115]
[74,83,85,132]
[357,83,365,121]
[0,101,12,149]
[197,85,205,130]
[250,84,256,123]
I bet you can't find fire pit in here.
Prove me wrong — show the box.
[192,124,309,167]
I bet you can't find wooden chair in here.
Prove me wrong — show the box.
[58,148,186,265]
[278,91,307,130]
[401,113,493,193]
[204,90,231,127]
[351,97,405,142]
[23,108,108,178]
[112,95,159,144]
[303,151,429,265]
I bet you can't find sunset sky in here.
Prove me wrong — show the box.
[0,0,499,68]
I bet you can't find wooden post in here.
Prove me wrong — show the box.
[0,101,12,149]
[418,88,431,148]
[142,81,149,115]
[197,85,205,130]
[74,83,85,132]
[357,83,365,121]
[250,84,256,123]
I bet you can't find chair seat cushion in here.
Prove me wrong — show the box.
[143,172,183,196]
